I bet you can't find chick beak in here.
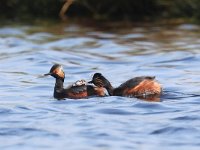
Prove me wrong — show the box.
[88,80,93,84]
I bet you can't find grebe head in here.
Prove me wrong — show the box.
[89,73,110,88]
[44,64,65,80]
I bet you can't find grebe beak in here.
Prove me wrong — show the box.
[44,73,52,76]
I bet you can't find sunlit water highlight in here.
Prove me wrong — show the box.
[0,22,200,150]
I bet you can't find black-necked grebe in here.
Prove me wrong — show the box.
[89,73,162,100]
[44,64,106,99]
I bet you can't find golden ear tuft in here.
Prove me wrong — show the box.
[53,66,65,78]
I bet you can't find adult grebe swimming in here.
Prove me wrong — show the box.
[44,64,106,99]
[89,73,162,100]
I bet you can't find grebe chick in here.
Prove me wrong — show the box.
[89,73,162,99]
[44,64,105,99]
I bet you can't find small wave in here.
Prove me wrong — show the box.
[95,108,134,115]
[151,126,198,135]
[171,115,199,121]
[0,108,12,114]
[0,127,59,137]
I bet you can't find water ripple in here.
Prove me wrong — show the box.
[95,108,134,115]
[0,127,59,137]
[151,126,198,135]
[1,23,200,150]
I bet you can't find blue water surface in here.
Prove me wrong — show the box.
[0,22,200,150]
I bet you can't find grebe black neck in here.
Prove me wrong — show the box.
[55,78,64,90]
